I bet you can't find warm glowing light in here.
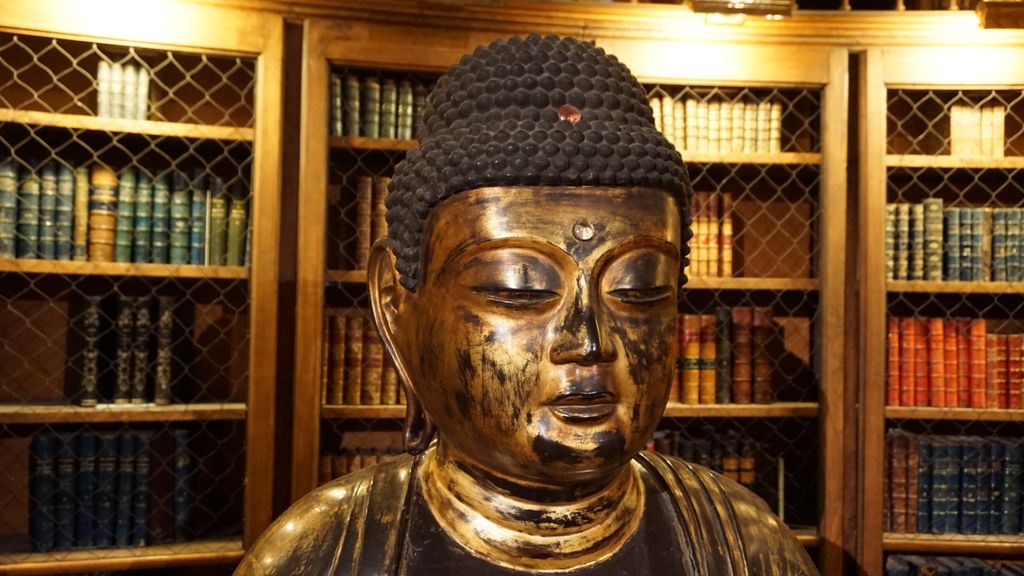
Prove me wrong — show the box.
[705,13,747,24]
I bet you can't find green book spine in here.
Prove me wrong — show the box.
[133,172,152,263]
[993,208,1008,281]
[910,203,925,281]
[1008,208,1022,282]
[329,73,343,136]
[0,160,17,259]
[72,167,89,261]
[361,75,380,139]
[114,167,136,263]
[885,203,896,281]
[972,208,985,281]
[55,165,74,260]
[151,174,170,264]
[38,163,57,260]
[226,189,248,267]
[380,78,397,140]
[895,203,910,281]
[944,208,960,281]
[17,169,40,259]
[397,80,414,140]
[343,74,360,137]
[923,198,944,281]
[189,171,206,265]
[413,82,427,138]
[207,177,228,266]
[169,171,190,265]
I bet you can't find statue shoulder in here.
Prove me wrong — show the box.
[234,453,417,576]
[638,453,819,576]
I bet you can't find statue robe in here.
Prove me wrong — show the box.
[235,451,818,575]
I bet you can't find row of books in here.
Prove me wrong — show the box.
[885,201,1024,282]
[648,429,758,488]
[329,73,429,140]
[343,175,388,272]
[685,190,734,279]
[318,448,404,484]
[886,431,1023,536]
[96,62,150,121]
[648,96,784,155]
[674,308,776,405]
[887,555,1024,576]
[28,429,197,552]
[0,161,250,265]
[71,295,181,407]
[950,104,1007,159]
[886,317,1024,409]
[320,311,405,406]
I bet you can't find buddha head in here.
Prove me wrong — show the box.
[369,34,691,490]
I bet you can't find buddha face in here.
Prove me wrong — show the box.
[377,186,681,487]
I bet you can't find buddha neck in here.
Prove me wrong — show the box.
[419,442,645,572]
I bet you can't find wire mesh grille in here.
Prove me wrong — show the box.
[883,89,1024,553]
[0,31,255,562]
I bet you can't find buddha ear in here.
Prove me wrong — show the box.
[367,241,435,453]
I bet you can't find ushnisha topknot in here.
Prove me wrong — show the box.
[386,33,692,290]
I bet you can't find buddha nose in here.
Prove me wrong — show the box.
[549,276,617,365]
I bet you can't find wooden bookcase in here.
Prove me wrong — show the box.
[0,1,282,574]
[858,45,1024,576]
[292,14,847,576]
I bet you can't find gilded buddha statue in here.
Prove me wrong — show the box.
[236,34,819,576]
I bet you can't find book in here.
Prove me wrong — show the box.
[0,160,16,259]
[698,314,716,404]
[731,307,753,404]
[355,175,373,269]
[1008,208,1022,281]
[1009,334,1023,409]
[114,433,134,547]
[413,82,428,137]
[38,163,57,260]
[190,170,207,265]
[719,101,731,154]
[133,171,153,263]
[899,317,917,406]
[94,433,117,548]
[382,359,400,405]
[173,429,196,542]
[887,317,901,406]
[885,204,896,281]
[662,96,675,149]
[977,208,989,281]
[97,61,111,117]
[707,101,720,154]
[361,75,381,139]
[696,99,709,153]
[330,73,343,136]
[136,67,150,121]
[895,203,910,280]
[17,166,40,259]
[991,104,1006,158]
[916,436,932,533]
[956,319,970,409]
[132,431,152,546]
[131,297,150,404]
[707,192,719,277]
[943,319,958,407]
[169,171,191,265]
[79,295,103,407]
[769,102,782,154]
[123,64,137,124]
[29,433,58,552]
[115,167,136,263]
[888,432,909,532]
[960,438,979,534]
[362,330,384,405]
[960,207,975,281]
[756,101,771,153]
[151,173,170,264]
[110,63,124,119]
[397,80,414,140]
[993,208,1008,281]
[913,318,928,407]
[226,185,248,267]
[730,101,744,154]
[923,198,944,281]
[207,177,229,266]
[684,98,698,151]
[752,307,774,403]
[55,165,74,261]
[343,74,360,137]
[371,176,389,246]
[55,433,76,550]
[1003,440,1022,534]
[944,207,960,281]
[154,296,175,405]
[74,432,98,548]
[113,297,134,404]
[343,314,365,405]
[681,314,701,404]
[977,440,993,534]
[910,203,925,281]
[968,319,987,408]
[89,167,118,262]
[328,314,345,405]
[927,318,945,407]
[743,101,757,153]
[715,307,732,404]
[673,99,686,153]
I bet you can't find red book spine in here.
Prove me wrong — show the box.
[996,334,1009,409]
[957,319,971,408]
[1009,333,1023,410]
[969,319,987,408]
[888,433,909,533]
[986,334,1000,409]
[899,318,916,407]
[887,318,901,406]
[913,319,928,407]
[943,319,958,408]
[927,318,945,407]
[905,435,919,534]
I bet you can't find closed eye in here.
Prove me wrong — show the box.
[472,287,560,306]
[608,286,673,304]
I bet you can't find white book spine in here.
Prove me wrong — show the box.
[731,101,745,154]
[769,101,783,154]
[743,101,757,153]
[110,63,124,119]
[685,99,698,152]
[972,106,984,158]
[661,97,675,147]
[673,100,686,153]
[97,61,111,118]
[649,96,662,133]
[697,100,709,153]
[708,101,720,154]
[720,101,732,154]
[756,101,770,154]
[122,64,138,121]
[136,67,150,121]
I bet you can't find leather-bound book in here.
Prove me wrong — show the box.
[887,317,901,406]
[132,171,152,263]
[328,314,345,405]
[715,307,732,404]
[888,431,909,533]
[372,176,389,246]
[738,438,755,488]
[154,296,175,405]
[681,314,701,404]
[915,436,932,534]
[38,163,57,260]
[343,314,364,405]
[79,295,103,407]
[993,208,1008,281]
[329,73,342,136]
[397,80,414,141]
[719,101,731,154]
[343,74,360,137]
[913,318,928,408]
[320,318,330,405]
[698,314,717,404]
[752,307,774,404]
[360,75,381,139]
[1008,334,1023,409]
[969,320,988,408]
[993,334,1009,409]
[55,164,74,260]
[0,160,17,258]
[977,440,993,534]
[899,318,917,406]
[719,192,733,277]
[943,439,962,534]
[1009,208,1022,281]
[55,433,76,550]
[960,437,980,534]
[225,185,248,267]
[707,101,720,154]
[944,207,960,281]
[131,297,150,404]
[721,433,740,483]
[380,78,398,140]
[985,334,1000,409]
[729,101,743,153]
[189,170,207,265]
[362,329,384,405]
[150,173,170,264]
[743,100,757,153]
[769,101,782,154]
[959,207,974,281]
[895,203,910,280]
[929,438,947,533]
[696,99,709,153]
[72,166,89,260]
[673,99,685,153]
[1001,440,1022,534]
[906,433,919,533]
[207,176,228,266]
[94,433,117,548]
[927,318,946,407]
[355,175,373,270]
[169,171,191,265]
[114,167,135,263]
[731,307,753,404]
[29,433,58,552]
[910,203,925,281]
[956,319,971,408]
[173,429,196,542]
[991,440,1006,534]
[113,297,134,404]
[132,431,152,546]
[943,319,959,408]
[114,433,135,547]
[412,82,428,137]
[74,432,98,548]
[382,358,399,405]
[923,198,944,281]
[17,166,40,259]
[707,192,720,277]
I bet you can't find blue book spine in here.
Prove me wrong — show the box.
[896,203,910,280]
[56,165,74,260]
[977,440,993,534]
[114,168,136,263]
[960,208,975,281]
[910,203,925,280]
[944,441,962,534]
[993,209,1008,281]
[74,432,98,548]
[151,174,170,264]
[961,438,979,534]
[971,209,984,281]
[38,163,57,260]
[0,160,16,259]
[924,198,944,281]
[189,171,206,265]
[173,429,196,542]
[1003,440,1022,534]
[94,433,117,548]
[918,437,933,533]
[885,204,896,281]
[131,431,151,547]
[170,171,190,265]
[114,433,135,547]
[945,208,961,281]
[54,433,76,550]
[133,172,152,263]
[17,169,40,259]
[992,440,1006,533]
[29,433,58,552]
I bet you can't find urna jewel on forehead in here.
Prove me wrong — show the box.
[385,33,693,290]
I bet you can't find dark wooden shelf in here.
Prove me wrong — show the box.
[886,154,1024,170]
[330,135,417,152]
[887,280,1024,294]
[883,533,1024,555]
[683,151,822,165]
[0,403,247,425]
[885,406,1024,422]
[0,259,248,280]
[0,537,243,575]
[322,404,406,419]
[663,402,818,418]
[0,108,253,142]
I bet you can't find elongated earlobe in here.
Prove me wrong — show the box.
[367,241,435,453]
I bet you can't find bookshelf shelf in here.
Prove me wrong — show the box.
[885,406,1024,422]
[0,403,247,425]
[793,527,820,547]
[325,269,367,284]
[322,404,405,419]
[0,259,249,280]
[0,108,254,142]
[0,537,243,575]
[883,533,1024,555]
[885,154,1024,170]
[683,151,822,165]
[663,402,819,418]
[330,135,417,152]
[887,280,1024,294]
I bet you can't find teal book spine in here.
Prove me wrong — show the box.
[17,168,40,259]
[960,438,980,534]
[0,160,16,259]
[1008,208,1022,281]
[895,203,910,281]
[991,440,1006,533]
[361,75,380,139]
[943,440,962,534]
[380,78,397,140]
[960,208,974,281]
[329,73,343,136]
[114,167,136,263]
[993,209,1008,281]
[971,209,984,281]
[944,208,960,281]
[132,171,152,263]
[38,163,57,260]
[207,177,228,266]
[151,174,170,264]
[56,165,74,260]
[189,170,207,265]
[885,203,896,281]
[910,203,925,281]
[397,80,414,140]
[977,440,993,534]
[1002,440,1022,534]
[343,74,360,137]
[169,171,190,265]
[226,185,248,267]
[923,198,944,281]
